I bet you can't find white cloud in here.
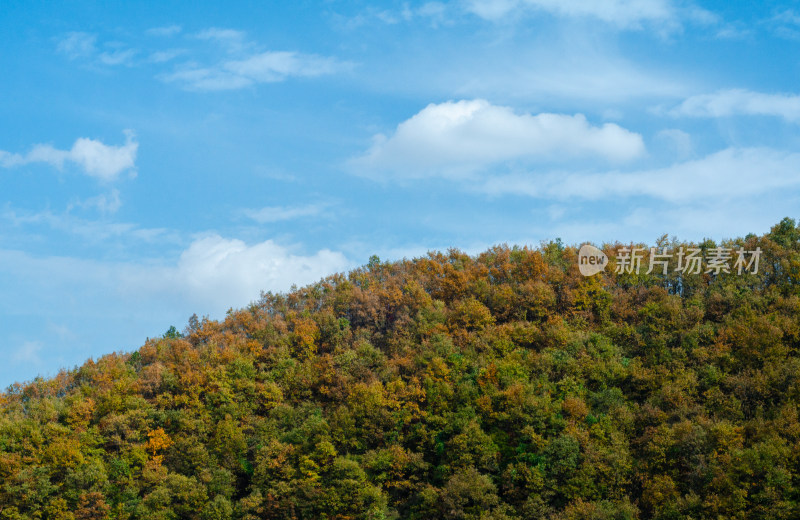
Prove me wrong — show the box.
[670,89,800,122]
[346,0,705,30]
[56,33,136,66]
[157,27,349,91]
[74,189,123,214]
[56,32,97,59]
[456,50,688,102]
[148,49,186,63]
[225,51,344,82]
[163,236,350,307]
[419,2,448,18]
[655,128,692,157]
[147,25,182,37]
[0,131,138,181]
[521,196,788,246]
[464,0,521,20]
[351,12,689,103]
[463,0,717,30]
[481,147,800,202]
[47,323,77,342]
[12,341,42,364]
[243,203,327,223]
[466,0,675,26]
[98,49,137,66]
[414,2,452,27]
[0,151,21,168]
[195,28,249,53]
[196,28,247,41]
[164,50,349,91]
[335,3,452,29]
[350,99,645,179]
[1,205,174,243]
[0,235,352,384]
[769,9,800,40]
[54,26,346,91]
[1,235,350,317]
[162,67,253,91]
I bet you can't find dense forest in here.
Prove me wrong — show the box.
[2,219,800,519]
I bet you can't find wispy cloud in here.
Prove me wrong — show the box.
[195,28,249,53]
[669,89,800,122]
[462,0,713,30]
[1,204,174,244]
[56,32,138,66]
[163,50,350,91]
[12,341,42,364]
[155,27,351,90]
[350,99,645,179]
[522,196,787,246]
[444,34,689,103]
[338,0,712,33]
[243,203,328,223]
[465,0,669,25]
[148,49,186,63]
[71,189,123,215]
[227,51,344,82]
[56,32,97,59]
[768,9,800,40]
[481,147,800,202]
[54,27,349,91]
[98,48,138,66]
[655,128,693,158]
[162,67,253,91]
[146,25,182,37]
[335,2,452,29]
[0,131,138,181]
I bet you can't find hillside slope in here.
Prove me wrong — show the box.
[2,220,800,519]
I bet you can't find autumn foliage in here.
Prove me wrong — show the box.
[2,219,800,519]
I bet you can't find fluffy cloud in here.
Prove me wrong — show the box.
[670,89,800,122]
[350,99,645,179]
[166,236,350,308]
[0,236,350,385]
[2,235,350,316]
[0,131,138,181]
[481,147,800,202]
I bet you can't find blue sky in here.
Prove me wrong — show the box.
[2,0,800,386]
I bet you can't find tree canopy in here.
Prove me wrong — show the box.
[2,219,800,519]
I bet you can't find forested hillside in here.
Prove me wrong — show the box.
[2,219,800,519]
